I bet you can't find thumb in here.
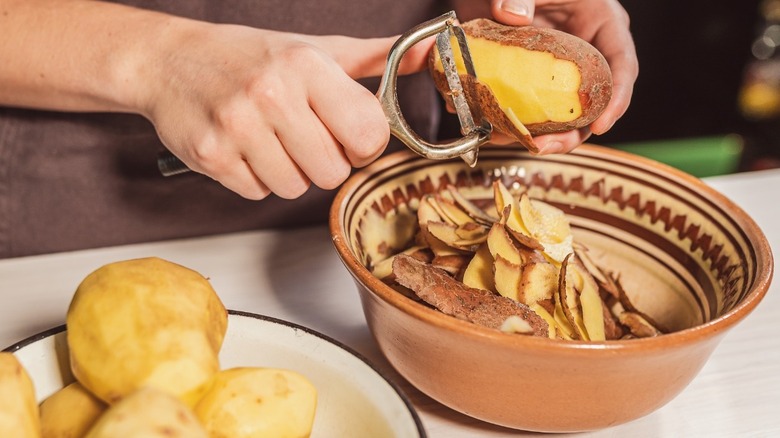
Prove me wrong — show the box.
[317,34,436,80]
[490,0,536,25]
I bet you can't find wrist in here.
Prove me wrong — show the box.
[111,11,207,117]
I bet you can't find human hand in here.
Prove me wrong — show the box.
[140,22,433,200]
[454,0,638,154]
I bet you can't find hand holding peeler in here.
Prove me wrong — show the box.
[158,11,491,177]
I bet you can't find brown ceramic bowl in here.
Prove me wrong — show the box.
[329,145,773,432]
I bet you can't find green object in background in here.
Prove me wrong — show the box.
[607,134,744,178]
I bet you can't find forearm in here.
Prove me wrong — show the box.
[0,0,193,114]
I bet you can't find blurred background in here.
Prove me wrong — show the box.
[439,0,780,177]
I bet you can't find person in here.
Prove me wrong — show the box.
[0,0,637,258]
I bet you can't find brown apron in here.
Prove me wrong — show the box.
[0,0,444,257]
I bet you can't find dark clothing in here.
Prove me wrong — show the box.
[0,0,444,258]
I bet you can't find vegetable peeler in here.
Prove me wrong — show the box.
[376,10,492,168]
[158,11,491,177]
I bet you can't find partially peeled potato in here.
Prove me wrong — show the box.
[430,19,613,152]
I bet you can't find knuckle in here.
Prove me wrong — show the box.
[246,45,325,110]
[247,72,286,112]
[281,43,326,69]
[212,102,245,135]
[190,137,229,173]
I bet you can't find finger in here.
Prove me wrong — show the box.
[197,96,310,199]
[591,41,638,135]
[314,34,436,79]
[533,127,592,155]
[242,131,312,200]
[255,55,352,189]
[306,62,390,168]
[485,131,516,145]
[174,135,273,200]
[581,7,638,135]
[276,106,353,191]
[211,157,273,201]
[490,0,535,25]
[396,34,437,75]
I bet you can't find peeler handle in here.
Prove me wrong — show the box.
[377,11,491,167]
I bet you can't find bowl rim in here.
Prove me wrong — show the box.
[4,310,428,437]
[329,144,774,354]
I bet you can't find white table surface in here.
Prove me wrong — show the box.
[2,168,779,437]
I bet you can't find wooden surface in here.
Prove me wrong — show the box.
[2,168,779,437]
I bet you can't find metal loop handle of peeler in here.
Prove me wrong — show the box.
[377,11,492,167]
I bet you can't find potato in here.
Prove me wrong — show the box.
[194,367,317,438]
[0,352,40,438]
[85,387,207,438]
[40,382,106,438]
[430,18,612,151]
[66,257,228,405]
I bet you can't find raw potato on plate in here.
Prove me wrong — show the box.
[194,367,318,438]
[85,387,207,438]
[66,257,229,405]
[5,257,321,437]
[0,352,40,438]
[39,382,106,438]
[430,18,613,151]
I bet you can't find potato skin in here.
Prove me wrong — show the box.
[430,19,612,138]
[460,75,539,152]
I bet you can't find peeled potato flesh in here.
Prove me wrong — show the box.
[40,381,106,438]
[66,257,228,405]
[194,367,317,438]
[0,353,40,438]
[85,387,207,438]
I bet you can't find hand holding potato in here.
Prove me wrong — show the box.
[431,19,612,154]
[455,0,638,154]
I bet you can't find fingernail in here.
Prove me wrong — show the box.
[538,141,563,155]
[581,128,593,143]
[500,0,531,18]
